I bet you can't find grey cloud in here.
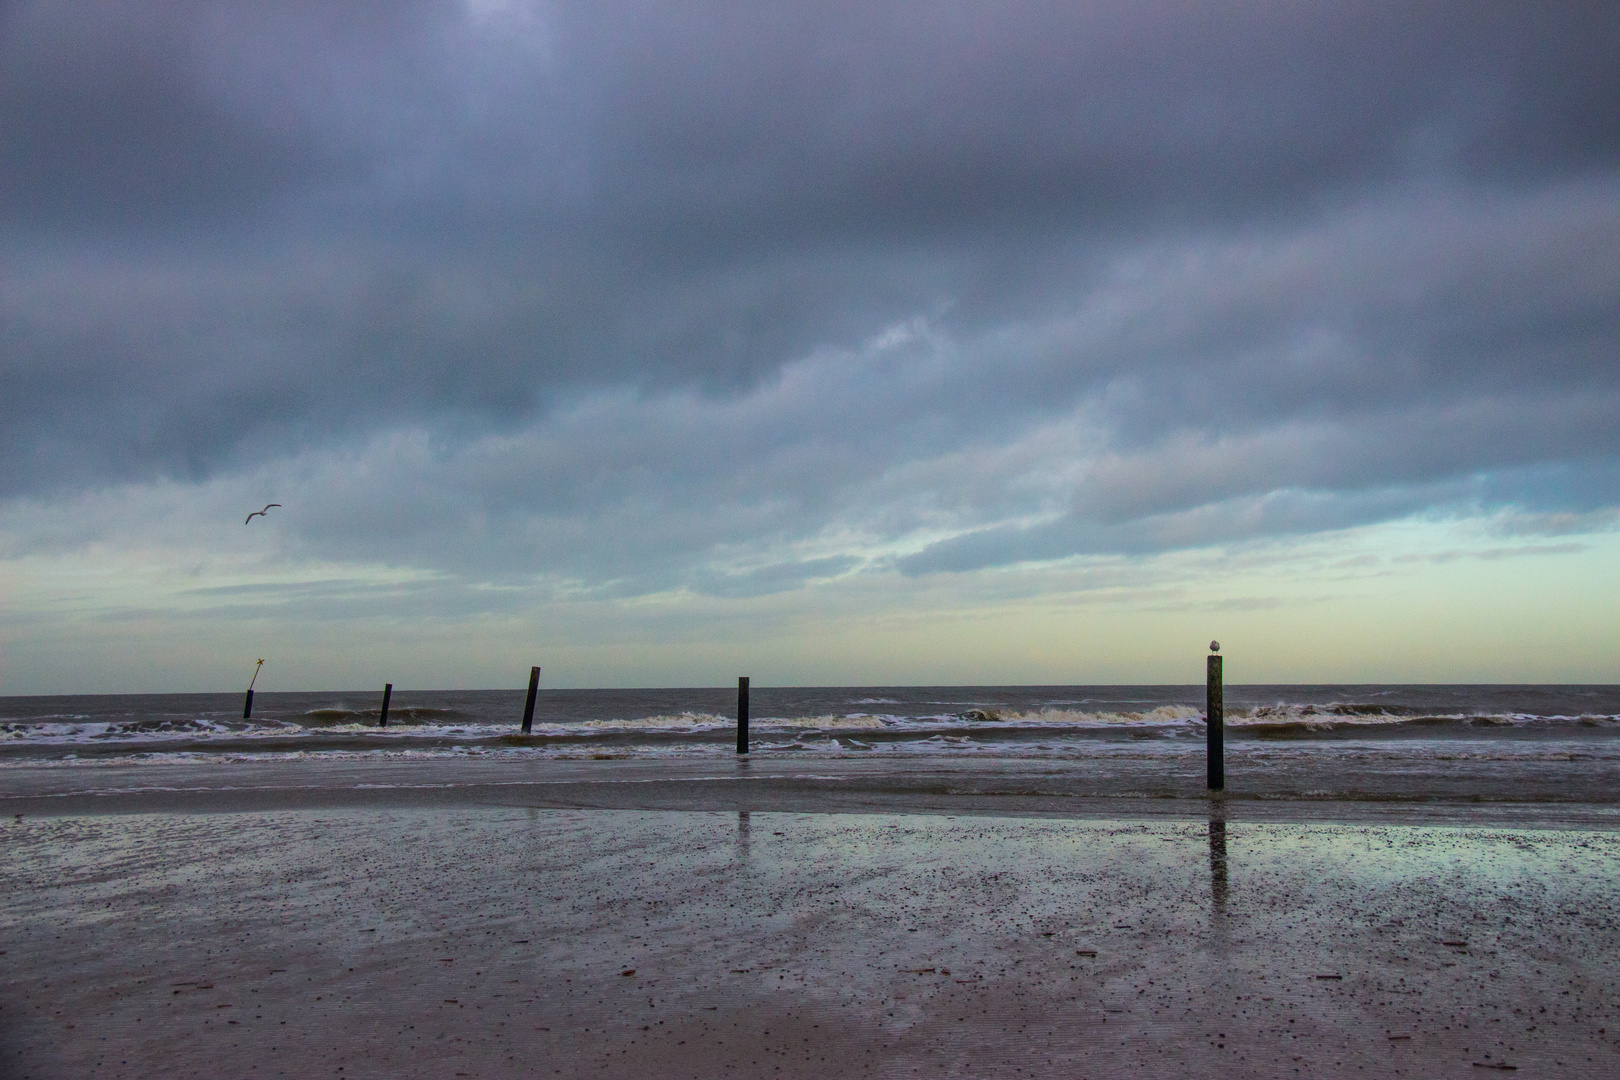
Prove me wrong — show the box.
[691,556,863,599]
[579,2,1620,245]
[113,577,516,624]
[1393,543,1588,566]
[10,181,1610,592]
[1070,392,1620,526]
[2,1,1619,591]
[896,486,1443,576]
[894,446,1620,579]
[0,2,357,230]
[9,1,1619,243]
[1491,509,1620,537]
[897,453,1620,577]
[7,178,1615,504]
[179,578,397,598]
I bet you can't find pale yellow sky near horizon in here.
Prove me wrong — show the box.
[3,513,1615,694]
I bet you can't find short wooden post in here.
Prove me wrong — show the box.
[521,665,541,734]
[379,683,393,728]
[736,677,750,754]
[1206,645,1224,791]
[243,659,264,720]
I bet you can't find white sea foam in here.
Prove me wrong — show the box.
[944,705,1202,727]
[1225,703,1620,729]
[3,700,1618,761]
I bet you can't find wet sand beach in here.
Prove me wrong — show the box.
[4,758,1620,1077]
[6,743,1620,823]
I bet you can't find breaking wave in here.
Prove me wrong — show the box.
[3,690,1617,763]
[1225,702,1620,736]
[299,706,467,726]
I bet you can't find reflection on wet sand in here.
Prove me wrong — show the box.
[1208,812,1228,916]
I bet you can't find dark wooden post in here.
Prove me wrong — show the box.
[1206,644,1224,791]
[243,659,264,720]
[736,677,750,754]
[379,683,393,728]
[521,666,541,734]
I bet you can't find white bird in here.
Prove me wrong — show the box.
[245,503,281,524]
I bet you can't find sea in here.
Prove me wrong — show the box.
[5,684,1620,810]
[0,684,1612,756]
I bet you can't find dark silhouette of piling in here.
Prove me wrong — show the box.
[379,683,393,728]
[1206,646,1224,790]
[243,659,264,720]
[736,677,750,754]
[521,666,541,734]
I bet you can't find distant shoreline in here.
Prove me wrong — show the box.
[7,682,1620,699]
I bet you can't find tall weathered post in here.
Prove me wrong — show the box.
[1206,642,1224,791]
[521,665,541,735]
[243,659,264,720]
[379,683,393,728]
[736,677,750,754]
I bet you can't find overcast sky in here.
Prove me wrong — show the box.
[2,0,1618,692]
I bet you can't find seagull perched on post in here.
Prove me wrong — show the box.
[245,503,281,524]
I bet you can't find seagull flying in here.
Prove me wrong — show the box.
[245,503,281,524]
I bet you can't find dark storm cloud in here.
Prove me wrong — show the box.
[0,1,355,227]
[2,0,1618,585]
[578,1,1620,251]
[10,2,1619,235]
